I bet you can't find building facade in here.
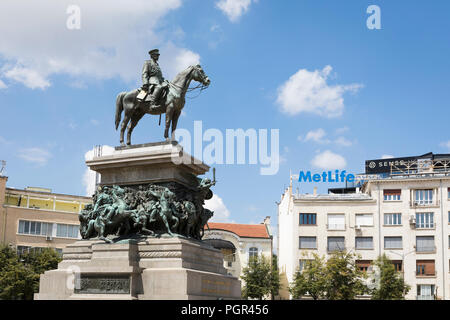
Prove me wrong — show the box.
[0,176,91,254]
[203,218,273,282]
[278,153,450,300]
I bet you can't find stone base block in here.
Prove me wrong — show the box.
[35,237,241,300]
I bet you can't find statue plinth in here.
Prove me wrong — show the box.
[86,141,208,190]
[35,237,241,300]
[36,142,241,300]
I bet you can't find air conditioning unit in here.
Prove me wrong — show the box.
[409,215,416,225]
[46,236,53,241]
[355,224,361,230]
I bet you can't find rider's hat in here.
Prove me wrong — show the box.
[149,49,160,56]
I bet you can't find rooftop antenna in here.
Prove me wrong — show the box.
[0,160,6,176]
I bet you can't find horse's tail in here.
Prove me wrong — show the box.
[115,92,126,130]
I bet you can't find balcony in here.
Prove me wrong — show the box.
[415,223,435,229]
[417,295,435,300]
[415,245,436,253]
[410,200,440,209]
[327,224,346,231]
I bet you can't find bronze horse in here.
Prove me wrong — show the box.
[115,65,210,146]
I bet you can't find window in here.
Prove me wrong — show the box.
[56,224,79,238]
[417,284,435,300]
[299,259,312,272]
[327,237,345,252]
[416,212,434,229]
[384,213,402,226]
[355,237,373,250]
[416,260,435,276]
[416,236,435,253]
[16,246,31,255]
[18,220,53,236]
[299,237,317,249]
[299,213,316,225]
[327,214,345,230]
[384,236,403,249]
[248,247,258,259]
[448,188,450,199]
[384,189,401,201]
[355,214,373,227]
[392,260,403,272]
[356,260,372,272]
[413,189,433,205]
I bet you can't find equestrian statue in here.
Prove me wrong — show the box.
[115,48,211,146]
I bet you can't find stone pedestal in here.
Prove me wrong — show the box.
[35,237,241,300]
[36,141,241,300]
[86,141,209,190]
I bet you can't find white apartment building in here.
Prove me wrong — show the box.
[278,153,450,300]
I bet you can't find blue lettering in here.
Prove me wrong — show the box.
[347,174,355,182]
[299,171,312,182]
[313,174,321,182]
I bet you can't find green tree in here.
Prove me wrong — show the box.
[241,254,273,300]
[370,254,410,300]
[269,255,281,299]
[0,245,62,300]
[289,252,327,300]
[325,251,368,300]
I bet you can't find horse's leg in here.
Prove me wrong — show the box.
[164,104,174,140]
[127,112,144,146]
[120,114,130,147]
[171,110,181,141]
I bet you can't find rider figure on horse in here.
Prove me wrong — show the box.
[140,49,169,105]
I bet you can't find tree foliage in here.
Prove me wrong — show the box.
[290,252,327,300]
[290,251,369,300]
[370,254,410,300]
[0,245,62,300]
[241,254,279,300]
[269,255,281,299]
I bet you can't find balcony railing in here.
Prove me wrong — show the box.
[417,295,434,300]
[327,246,346,252]
[415,223,435,229]
[415,245,436,253]
[410,200,440,208]
[327,224,346,231]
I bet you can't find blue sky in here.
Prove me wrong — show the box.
[1,0,450,229]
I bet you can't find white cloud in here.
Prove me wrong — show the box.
[300,128,330,144]
[18,147,52,166]
[215,0,256,22]
[0,0,200,89]
[0,79,7,89]
[334,136,353,147]
[276,65,363,118]
[311,150,347,170]
[82,145,115,196]
[381,154,394,159]
[335,126,349,135]
[205,194,232,222]
[4,66,50,90]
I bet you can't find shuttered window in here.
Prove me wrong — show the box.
[384,189,401,201]
[327,237,345,252]
[299,237,317,249]
[355,214,373,226]
[355,237,373,249]
[416,236,435,252]
[384,236,402,249]
[356,260,372,272]
[416,260,435,276]
[327,214,345,230]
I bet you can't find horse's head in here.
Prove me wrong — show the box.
[190,64,210,87]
